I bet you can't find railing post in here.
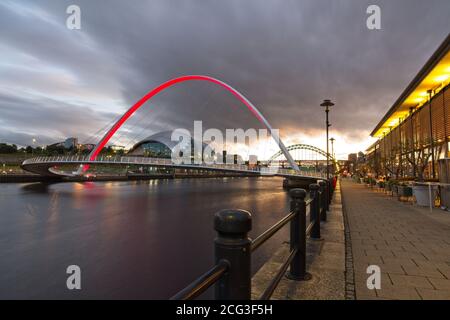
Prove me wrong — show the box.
[324,180,330,211]
[214,209,252,300]
[288,188,307,280]
[328,177,333,205]
[330,176,335,196]
[309,183,321,239]
[326,179,330,201]
[318,181,327,221]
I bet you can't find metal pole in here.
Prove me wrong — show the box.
[288,188,307,280]
[399,118,403,178]
[321,100,334,179]
[326,109,330,179]
[410,107,416,178]
[330,137,335,176]
[309,183,321,239]
[383,132,387,177]
[319,180,327,221]
[331,139,334,160]
[214,209,252,300]
[443,87,448,157]
[428,183,433,213]
[328,178,332,206]
[428,90,436,179]
[373,142,377,177]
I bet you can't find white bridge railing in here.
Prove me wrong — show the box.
[22,156,325,178]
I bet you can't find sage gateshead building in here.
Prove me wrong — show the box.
[366,33,450,181]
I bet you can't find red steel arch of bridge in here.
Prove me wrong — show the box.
[87,75,299,171]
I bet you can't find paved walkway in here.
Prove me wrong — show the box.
[341,179,450,300]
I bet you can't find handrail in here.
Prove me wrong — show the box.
[305,220,315,236]
[169,260,229,300]
[251,198,315,252]
[259,248,298,300]
[251,211,296,252]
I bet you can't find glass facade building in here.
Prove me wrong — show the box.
[136,141,172,158]
[127,131,205,161]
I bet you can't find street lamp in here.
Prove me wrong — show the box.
[32,138,37,156]
[329,137,335,159]
[330,137,336,175]
[320,99,334,179]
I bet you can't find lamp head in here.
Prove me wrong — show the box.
[320,99,334,108]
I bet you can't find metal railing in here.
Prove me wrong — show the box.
[22,156,326,178]
[170,177,335,300]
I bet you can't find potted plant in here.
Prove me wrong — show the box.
[385,180,393,192]
[397,183,413,197]
[408,140,440,206]
[388,179,399,195]
[393,184,398,196]
[413,183,436,206]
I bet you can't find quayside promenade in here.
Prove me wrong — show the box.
[341,179,450,300]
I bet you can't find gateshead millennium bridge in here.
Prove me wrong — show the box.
[21,75,337,180]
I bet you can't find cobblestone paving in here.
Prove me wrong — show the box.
[341,179,450,300]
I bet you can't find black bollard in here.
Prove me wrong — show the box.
[214,209,252,300]
[318,180,327,221]
[328,178,333,205]
[309,183,321,239]
[288,188,307,280]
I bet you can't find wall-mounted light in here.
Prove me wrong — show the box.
[414,97,425,103]
[434,74,449,83]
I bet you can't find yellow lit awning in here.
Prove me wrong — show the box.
[371,34,450,138]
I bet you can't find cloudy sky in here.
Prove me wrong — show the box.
[0,0,449,159]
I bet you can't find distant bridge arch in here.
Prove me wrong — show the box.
[268,144,338,168]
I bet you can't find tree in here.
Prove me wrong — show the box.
[404,137,441,182]
[0,143,18,153]
[46,144,65,155]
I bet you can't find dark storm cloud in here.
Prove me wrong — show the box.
[0,91,117,146]
[0,0,449,153]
